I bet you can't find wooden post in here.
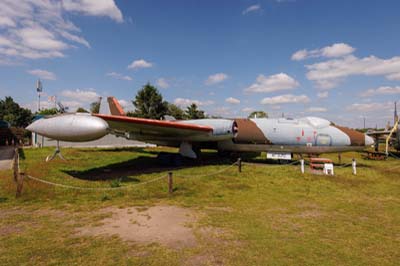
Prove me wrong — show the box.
[338,153,342,165]
[168,172,173,194]
[15,147,24,198]
[13,148,18,183]
[16,173,24,198]
[238,158,242,173]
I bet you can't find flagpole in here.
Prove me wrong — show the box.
[36,79,43,112]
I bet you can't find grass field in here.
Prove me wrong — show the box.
[0,146,399,265]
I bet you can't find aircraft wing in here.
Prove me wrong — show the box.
[94,114,213,138]
[367,129,397,138]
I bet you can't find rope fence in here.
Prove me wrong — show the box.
[24,174,167,191]
[13,154,374,197]
[18,161,240,195]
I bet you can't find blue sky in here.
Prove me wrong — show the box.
[1,0,400,128]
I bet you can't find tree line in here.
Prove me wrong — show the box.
[127,83,206,120]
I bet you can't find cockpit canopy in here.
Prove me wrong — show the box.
[300,116,331,129]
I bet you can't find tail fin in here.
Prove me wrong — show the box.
[107,97,126,116]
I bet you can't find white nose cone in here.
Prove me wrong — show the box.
[365,135,374,146]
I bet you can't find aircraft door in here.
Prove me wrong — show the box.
[316,134,332,146]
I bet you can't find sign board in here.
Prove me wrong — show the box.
[267,152,292,160]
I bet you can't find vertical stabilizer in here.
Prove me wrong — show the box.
[107,97,126,116]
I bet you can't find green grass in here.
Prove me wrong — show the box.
[0,147,399,265]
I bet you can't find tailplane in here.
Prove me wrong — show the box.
[107,97,126,116]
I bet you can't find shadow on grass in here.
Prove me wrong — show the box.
[0,197,8,203]
[62,152,235,181]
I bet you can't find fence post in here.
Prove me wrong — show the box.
[168,172,173,194]
[238,158,242,173]
[338,153,342,165]
[16,173,24,198]
[352,158,357,175]
[14,148,24,198]
[300,159,305,174]
[13,148,18,182]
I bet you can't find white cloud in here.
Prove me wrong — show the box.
[317,91,329,98]
[0,0,122,63]
[62,0,123,22]
[127,59,153,69]
[306,55,400,89]
[360,86,400,97]
[291,49,308,61]
[156,78,169,89]
[205,73,229,85]
[61,89,100,102]
[225,97,240,104]
[321,43,355,58]
[118,99,134,112]
[212,107,232,117]
[291,43,355,61]
[346,102,391,112]
[387,72,400,80]
[260,94,310,105]
[106,72,132,81]
[27,69,56,80]
[174,98,214,107]
[245,73,299,93]
[242,4,261,15]
[306,107,327,112]
[241,107,254,113]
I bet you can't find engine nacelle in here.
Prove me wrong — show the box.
[26,113,109,142]
[181,119,237,141]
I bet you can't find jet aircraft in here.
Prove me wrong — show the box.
[26,97,374,160]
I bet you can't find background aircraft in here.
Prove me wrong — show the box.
[367,102,399,153]
[26,97,374,161]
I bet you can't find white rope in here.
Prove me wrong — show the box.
[25,174,167,191]
[336,162,353,168]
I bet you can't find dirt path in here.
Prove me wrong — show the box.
[78,205,198,249]
[0,146,14,170]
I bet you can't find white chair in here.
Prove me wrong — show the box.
[323,163,334,175]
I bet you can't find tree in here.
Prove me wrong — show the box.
[185,103,205,119]
[38,108,58,115]
[0,96,33,127]
[248,111,268,119]
[167,103,185,120]
[131,83,168,119]
[90,98,101,114]
[76,107,89,113]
